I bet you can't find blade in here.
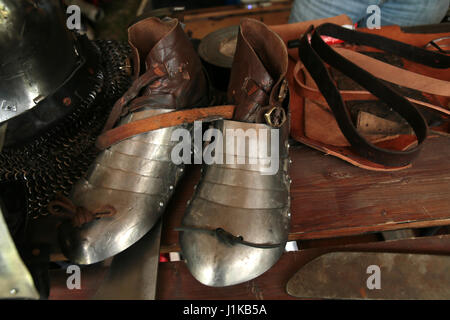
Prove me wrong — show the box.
[286,252,450,300]
[93,220,162,300]
[0,205,39,299]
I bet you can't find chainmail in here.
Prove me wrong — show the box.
[0,40,131,226]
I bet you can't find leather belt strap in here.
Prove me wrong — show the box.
[294,23,450,166]
[97,59,238,150]
[96,105,236,150]
[294,62,450,115]
[333,48,450,98]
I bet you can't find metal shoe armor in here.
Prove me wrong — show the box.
[179,18,291,286]
[58,17,210,264]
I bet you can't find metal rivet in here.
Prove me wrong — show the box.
[169,185,174,190]
[289,159,293,164]
[287,212,291,218]
[179,168,184,173]
[159,202,164,207]
[10,288,18,295]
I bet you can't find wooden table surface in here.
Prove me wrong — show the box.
[155,234,450,300]
[182,2,292,39]
[47,103,450,301]
[161,135,450,253]
[49,234,450,300]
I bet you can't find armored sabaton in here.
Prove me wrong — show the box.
[58,17,210,264]
[178,18,291,286]
[59,110,191,264]
[180,119,291,286]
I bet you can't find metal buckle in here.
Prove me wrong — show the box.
[278,79,288,101]
[264,106,287,128]
[263,79,288,127]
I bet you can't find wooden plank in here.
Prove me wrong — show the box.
[183,2,291,21]
[156,252,301,300]
[185,11,291,39]
[156,235,450,300]
[161,136,450,252]
[334,234,450,254]
[183,3,291,39]
[47,234,449,300]
[288,136,450,239]
[49,264,108,300]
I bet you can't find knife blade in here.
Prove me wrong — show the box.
[287,252,450,300]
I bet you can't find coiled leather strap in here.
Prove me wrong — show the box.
[291,23,450,167]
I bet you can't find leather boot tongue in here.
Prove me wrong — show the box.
[128,18,176,79]
[228,26,275,123]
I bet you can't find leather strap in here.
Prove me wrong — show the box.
[96,105,236,150]
[175,226,282,249]
[333,48,450,98]
[294,23,450,166]
[48,194,116,228]
[101,64,166,133]
[293,62,450,115]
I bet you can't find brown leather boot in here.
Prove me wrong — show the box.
[56,17,210,265]
[100,17,210,133]
[178,18,291,287]
[127,17,209,109]
[228,18,289,125]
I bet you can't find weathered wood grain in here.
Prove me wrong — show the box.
[156,235,450,300]
[288,136,450,239]
[48,235,450,299]
[183,2,291,39]
[161,136,450,252]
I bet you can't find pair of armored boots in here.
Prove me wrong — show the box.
[56,17,291,287]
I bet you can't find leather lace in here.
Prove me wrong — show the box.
[48,194,116,227]
[175,226,282,249]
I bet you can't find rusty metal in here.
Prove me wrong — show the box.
[287,252,450,300]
